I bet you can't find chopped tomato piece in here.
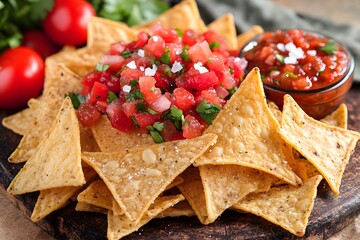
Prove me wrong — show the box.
[89,81,108,104]
[172,87,195,111]
[106,99,134,132]
[182,115,204,139]
[77,103,101,127]
[187,41,212,64]
[183,71,219,91]
[139,76,162,103]
[133,112,160,128]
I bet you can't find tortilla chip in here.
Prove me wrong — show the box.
[82,133,217,221]
[80,126,100,152]
[31,167,97,222]
[165,176,184,191]
[87,17,139,50]
[268,101,282,123]
[233,175,323,237]
[90,115,154,152]
[156,200,195,218]
[77,179,114,211]
[107,194,184,240]
[207,13,237,50]
[7,97,85,195]
[75,202,107,214]
[279,95,360,195]
[9,65,82,163]
[199,164,278,223]
[320,104,348,129]
[237,25,264,50]
[2,107,35,135]
[194,68,301,186]
[134,0,206,33]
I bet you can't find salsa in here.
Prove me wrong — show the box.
[243,29,350,90]
[76,23,246,142]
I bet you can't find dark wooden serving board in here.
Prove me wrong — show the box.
[1,85,360,240]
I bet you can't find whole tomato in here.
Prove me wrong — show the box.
[42,0,95,46]
[0,47,44,109]
[22,30,60,59]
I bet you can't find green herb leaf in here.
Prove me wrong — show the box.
[149,57,161,66]
[131,116,139,128]
[125,89,144,101]
[228,86,237,97]
[175,28,183,37]
[180,48,190,62]
[121,49,131,59]
[285,72,298,78]
[135,101,157,115]
[129,80,139,89]
[275,54,285,64]
[95,63,110,72]
[149,130,164,143]
[161,47,170,65]
[196,100,221,125]
[319,40,338,55]
[161,106,184,130]
[65,93,85,109]
[153,122,164,132]
[229,66,234,74]
[147,122,164,143]
[209,41,220,50]
[108,91,118,103]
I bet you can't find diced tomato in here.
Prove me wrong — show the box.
[121,101,138,117]
[106,42,126,55]
[126,32,149,51]
[182,29,198,46]
[161,120,184,141]
[196,89,224,106]
[215,85,229,99]
[149,95,171,113]
[106,99,134,132]
[188,41,212,64]
[202,30,228,55]
[101,55,124,73]
[206,53,227,72]
[143,35,165,59]
[96,100,108,113]
[182,115,204,139]
[139,76,162,103]
[150,23,179,43]
[183,71,219,91]
[172,87,195,111]
[89,81,108,104]
[133,112,160,128]
[98,71,120,93]
[120,67,144,84]
[81,71,102,95]
[77,103,101,127]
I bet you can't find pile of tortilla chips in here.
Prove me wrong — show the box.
[2,0,360,239]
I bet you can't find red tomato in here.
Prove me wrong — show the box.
[22,30,59,59]
[77,103,101,127]
[0,47,44,109]
[42,0,95,46]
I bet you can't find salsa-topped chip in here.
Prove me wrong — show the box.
[279,95,360,195]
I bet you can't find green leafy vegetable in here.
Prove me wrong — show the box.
[95,63,110,72]
[285,71,298,79]
[209,41,220,50]
[175,28,183,37]
[121,49,131,59]
[147,122,164,143]
[180,47,190,62]
[319,40,338,55]
[135,101,157,115]
[275,54,285,64]
[228,86,237,97]
[196,100,220,125]
[108,91,118,103]
[65,93,85,109]
[161,106,184,130]
[161,47,170,65]
[125,89,144,101]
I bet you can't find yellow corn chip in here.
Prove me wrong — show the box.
[2,107,35,135]
[233,175,323,237]
[7,97,85,195]
[80,126,100,152]
[165,176,184,191]
[75,202,107,214]
[77,179,113,211]
[237,25,264,50]
[268,101,282,123]
[194,68,301,186]
[156,200,195,218]
[279,95,360,195]
[31,167,97,222]
[87,17,139,50]
[82,133,217,221]
[107,194,184,240]
[207,13,237,50]
[134,0,206,33]
[320,103,348,129]
[9,65,82,163]
[90,115,154,152]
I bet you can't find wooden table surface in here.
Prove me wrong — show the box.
[1,1,360,240]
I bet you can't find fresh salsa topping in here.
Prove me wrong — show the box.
[76,23,247,142]
[243,29,350,90]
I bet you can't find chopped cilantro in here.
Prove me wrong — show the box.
[149,58,161,66]
[209,41,220,51]
[275,54,285,64]
[65,93,85,109]
[196,100,221,125]
[228,86,237,97]
[121,49,131,59]
[180,48,190,62]
[131,116,139,128]
[153,122,164,132]
[161,48,171,65]
[285,72,298,78]
[95,63,110,72]
[229,66,234,75]
[135,102,157,115]
[161,106,184,130]
[319,40,338,55]
[129,80,139,89]
[175,28,184,37]
[125,89,144,101]
[163,65,172,76]
[108,91,118,103]
[147,122,164,143]
[149,130,164,143]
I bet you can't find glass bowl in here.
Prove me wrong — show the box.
[240,29,354,119]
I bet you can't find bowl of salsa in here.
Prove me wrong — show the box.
[241,29,354,119]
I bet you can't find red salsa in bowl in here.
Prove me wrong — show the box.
[241,29,354,119]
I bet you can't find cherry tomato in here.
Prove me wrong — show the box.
[22,30,60,59]
[0,47,45,109]
[42,0,95,46]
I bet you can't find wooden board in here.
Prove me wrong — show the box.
[1,86,359,240]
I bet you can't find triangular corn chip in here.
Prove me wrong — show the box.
[7,97,85,194]
[77,179,114,211]
[199,164,278,223]
[279,95,360,195]
[87,17,139,50]
[194,68,301,186]
[233,175,323,237]
[82,133,217,221]
[2,107,35,135]
[207,13,238,50]
[75,202,107,214]
[134,0,206,33]
[107,194,184,240]
[90,115,154,152]
[320,103,348,129]
[156,200,195,218]
[31,167,97,222]
[80,126,100,152]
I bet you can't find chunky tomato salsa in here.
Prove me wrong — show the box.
[75,23,246,142]
[243,29,349,90]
